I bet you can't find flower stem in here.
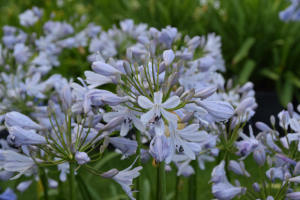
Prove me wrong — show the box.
[159,162,166,200]
[40,168,49,200]
[136,130,142,200]
[174,175,179,200]
[69,162,76,200]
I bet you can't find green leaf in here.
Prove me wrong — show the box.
[232,37,255,65]
[238,59,256,84]
[285,71,300,88]
[280,80,293,106]
[260,69,279,80]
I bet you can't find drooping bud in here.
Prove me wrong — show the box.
[255,122,272,132]
[149,40,156,58]
[253,148,266,166]
[180,112,194,123]
[194,86,217,99]
[158,61,166,74]
[123,61,131,76]
[101,94,129,106]
[101,116,125,131]
[101,169,119,179]
[252,183,260,192]
[288,102,294,118]
[126,48,132,63]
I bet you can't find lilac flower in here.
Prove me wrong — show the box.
[286,192,300,199]
[228,160,250,177]
[173,155,195,177]
[0,188,17,200]
[103,104,145,136]
[75,152,90,165]
[19,9,39,27]
[101,156,142,200]
[212,182,246,200]
[163,50,175,66]
[166,123,207,163]
[149,135,170,162]
[197,154,215,170]
[138,91,180,135]
[13,43,31,64]
[48,178,58,189]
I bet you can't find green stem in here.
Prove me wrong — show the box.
[175,175,179,200]
[136,130,142,200]
[159,162,166,200]
[260,166,266,200]
[189,160,197,200]
[69,162,76,200]
[40,168,49,200]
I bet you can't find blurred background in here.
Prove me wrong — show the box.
[0,0,299,199]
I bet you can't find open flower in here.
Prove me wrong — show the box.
[166,123,207,163]
[101,156,142,200]
[138,91,180,135]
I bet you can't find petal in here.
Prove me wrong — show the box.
[174,134,195,160]
[154,91,163,105]
[140,108,155,124]
[120,122,130,137]
[155,119,165,136]
[178,130,208,142]
[290,118,300,132]
[160,108,178,123]
[178,124,199,133]
[132,116,146,132]
[162,96,180,109]
[287,133,300,141]
[138,96,154,109]
[103,112,123,122]
[165,135,175,164]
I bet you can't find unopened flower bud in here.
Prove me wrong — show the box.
[286,174,291,182]
[167,72,179,88]
[163,50,175,66]
[173,86,184,97]
[158,61,166,74]
[134,62,139,72]
[75,151,90,165]
[234,97,255,114]
[253,148,266,166]
[47,106,52,116]
[67,108,72,118]
[49,101,55,113]
[92,108,98,115]
[100,145,105,154]
[194,86,217,99]
[77,114,82,124]
[289,176,300,183]
[282,114,287,126]
[176,60,182,72]
[123,61,131,76]
[235,179,240,187]
[101,168,119,179]
[180,112,194,123]
[115,72,122,84]
[88,115,94,128]
[104,136,109,148]
[102,116,125,131]
[270,115,275,127]
[149,40,156,58]
[255,122,272,132]
[294,161,300,175]
[161,84,168,96]
[101,94,129,106]
[70,142,75,154]
[116,85,124,97]
[139,70,146,81]
[29,150,36,160]
[226,79,233,90]
[108,57,116,68]
[252,183,260,192]
[126,48,132,63]
[288,102,294,118]
[185,88,195,103]
[59,125,64,134]
[270,169,275,181]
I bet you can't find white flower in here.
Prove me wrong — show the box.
[103,104,145,136]
[138,91,180,135]
[166,123,207,163]
[19,10,39,27]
